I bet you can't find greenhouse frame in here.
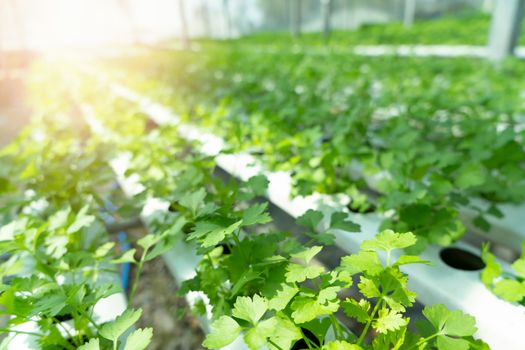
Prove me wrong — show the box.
[1,1,525,349]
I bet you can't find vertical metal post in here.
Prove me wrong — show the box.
[321,0,332,40]
[488,0,525,61]
[223,0,231,39]
[290,0,302,38]
[178,0,190,48]
[403,0,416,28]
[200,0,211,37]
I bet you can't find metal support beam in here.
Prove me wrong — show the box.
[488,0,525,61]
[200,0,211,38]
[290,0,302,38]
[321,0,332,40]
[178,0,190,49]
[403,0,416,28]
[223,0,231,39]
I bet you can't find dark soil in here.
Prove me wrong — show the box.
[127,228,205,350]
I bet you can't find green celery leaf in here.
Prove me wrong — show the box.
[342,299,370,324]
[203,316,241,349]
[480,245,502,286]
[285,263,325,283]
[202,220,243,248]
[242,203,272,226]
[268,283,299,311]
[244,317,277,350]
[317,286,341,304]
[67,206,95,233]
[373,309,407,334]
[455,163,486,189]
[77,338,100,350]
[371,327,411,350]
[230,270,263,297]
[95,242,116,259]
[44,235,68,259]
[48,207,71,231]
[511,259,525,278]
[179,188,206,216]
[232,294,268,325]
[436,336,470,350]
[111,249,137,264]
[100,308,142,343]
[123,328,153,350]
[473,216,490,232]
[361,230,416,252]
[394,255,430,267]
[188,222,220,240]
[493,279,525,302]
[291,297,339,324]
[423,304,477,337]
[291,245,323,264]
[487,205,503,219]
[33,291,67,316]
[330,212,360,232]
[239,175,269,200]
[296,209,324,231]
[323,340,364,349]
[357,276,381,298]
[268,316,302,350]
[341,251,383,276]
[246,175,269,196]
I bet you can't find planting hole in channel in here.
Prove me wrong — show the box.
[439,247,485,271]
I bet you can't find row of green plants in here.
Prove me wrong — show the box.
[235,11,500,46]
[0,63,489,349]
[0,107,153,348]
[102,45,525,257]
[77,68,491,349]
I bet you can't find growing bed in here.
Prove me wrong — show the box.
[2,22,525,349]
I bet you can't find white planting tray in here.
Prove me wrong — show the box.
[245,44,525,59]
[460,199,525,249]
[110,85,525,350]
[352,45,488,58]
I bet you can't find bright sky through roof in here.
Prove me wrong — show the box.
[0,0,261,50]
[1,0,141,49]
